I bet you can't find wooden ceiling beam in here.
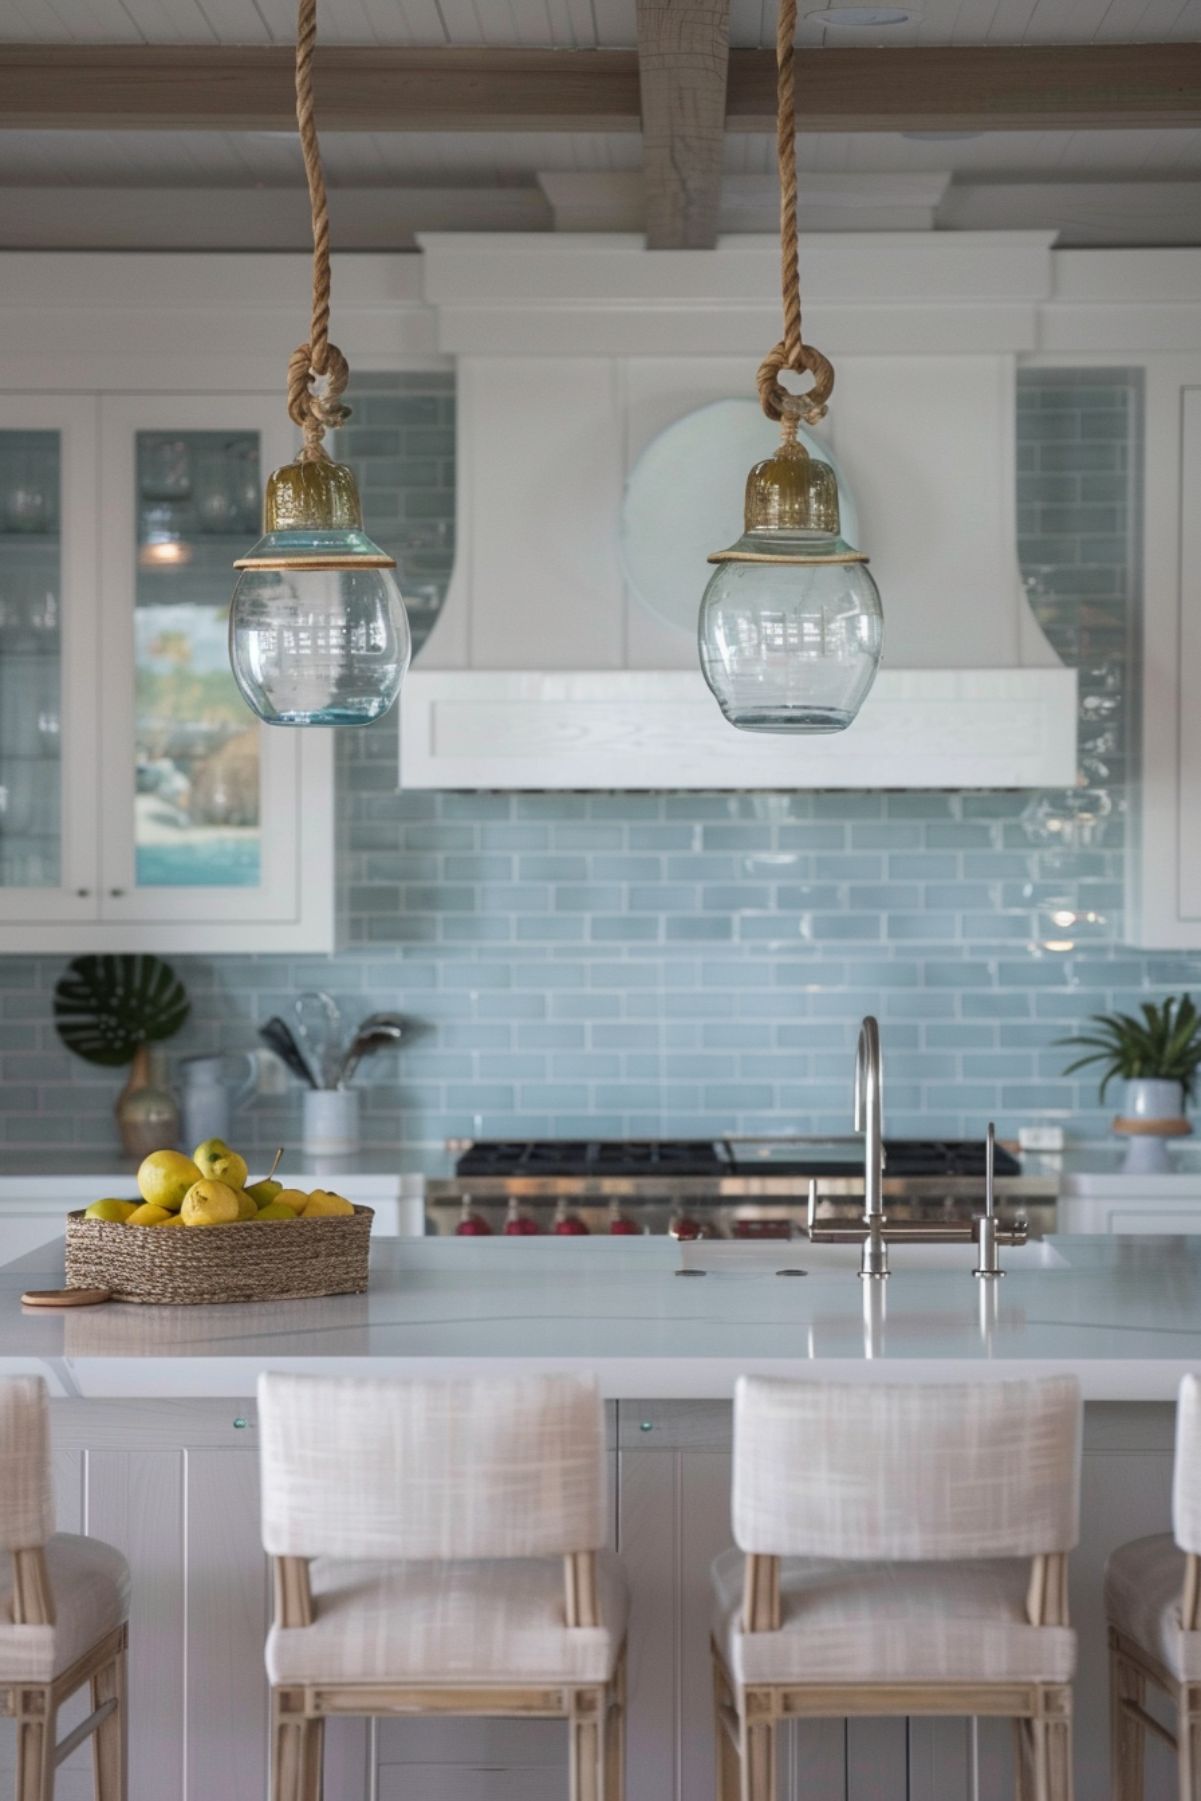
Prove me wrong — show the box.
[1,42,1199,135]
[636,1,731,250]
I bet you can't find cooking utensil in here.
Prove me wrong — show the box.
[259,1017,318,1089]
[293,990,342,1090]
[337,1017,406,1088]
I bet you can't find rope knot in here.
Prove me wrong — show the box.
[756,342,835,429]
[287,341,351,463]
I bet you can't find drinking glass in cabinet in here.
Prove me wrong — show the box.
[132,429,264,889]
[0,429,62,889]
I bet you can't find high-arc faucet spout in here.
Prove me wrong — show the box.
[854,1015,888,1278]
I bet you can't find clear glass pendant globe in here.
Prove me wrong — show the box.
[698,542,883,733]
[229,555,411,727]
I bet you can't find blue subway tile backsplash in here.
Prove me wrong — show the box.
[2,365,1192,1151]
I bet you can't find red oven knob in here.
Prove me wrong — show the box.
[551,1200,589,1236]
[607,1201,641,1236]
[454,1197,493,1236]
[669,1213,704,1241]
[503,1198,539,1236]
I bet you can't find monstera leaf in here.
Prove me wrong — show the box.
[54,955,190,1068]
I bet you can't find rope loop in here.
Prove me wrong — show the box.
[287,340,351,462]
[756,341,835,427]
[284,0,353,461]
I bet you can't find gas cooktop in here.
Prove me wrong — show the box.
[453,1138,1021,1180]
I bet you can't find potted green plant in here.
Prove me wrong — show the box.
[54,954,190,1156]
[1059,995,1201,1170]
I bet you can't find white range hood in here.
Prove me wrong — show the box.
[400,233,1078,791]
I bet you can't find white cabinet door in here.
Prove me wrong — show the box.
[1129,366,1201,946]
[95,393,333,951]
[0,393,100,926]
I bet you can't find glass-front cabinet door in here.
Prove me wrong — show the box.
[96,394,333,948]
[0,395,99,924]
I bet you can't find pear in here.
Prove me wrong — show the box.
[245,1178,283,1207]
[84,1199,138,1223]
[126,1203,171,1227]
[137,1150,202,1213]
[180,1179,240,1228]
[192,1139,249,1190]
[301,1191,355,1219]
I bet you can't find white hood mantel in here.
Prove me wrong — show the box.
[400,232,1078,791]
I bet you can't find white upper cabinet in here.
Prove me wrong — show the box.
[0,389,334,953]
[0,395,99,927]
[1127,364,1201,948]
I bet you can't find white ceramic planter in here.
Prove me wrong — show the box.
[1116,1077,1189,1174]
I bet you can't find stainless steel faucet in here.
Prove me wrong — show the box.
[806,1015,1029,1276]
[853,1016,888,1280]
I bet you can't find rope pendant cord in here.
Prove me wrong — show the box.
[756,0,834,433]
[288,0,350,463]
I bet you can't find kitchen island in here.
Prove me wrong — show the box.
[0,1233,1195,1801]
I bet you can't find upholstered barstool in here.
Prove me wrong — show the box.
[1107,1373,1201,1798]
[711,1374,1083,1801]
[257,1370,627,1801]
[0,1375,129,1800]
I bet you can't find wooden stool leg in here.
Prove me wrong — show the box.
[16,1688,55,1801]
[1110,1638,1146,1801]
[740,1712,776,1801]
[92,1637,127,1801]
[1014,1718,1034,1801]
[1178,1688,1201,1801]
[570,1691,605,1801]
[300,1718,324,1801]
[604,1660,625,1801]
[713,1654,739,1801]
[271,1691,307,1801]
[1030,1711,1073,1801]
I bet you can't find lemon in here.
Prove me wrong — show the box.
[245,1178,282,1207]
[157,1214,187,1227]
[232,1189,259,1221]
[137,1150,202,1212]
[192,1139,249,1190]
[301,1191,355,1219]
[180,1179,240,1228]
[255,1201,299,1221]
[272,1189,308,1216]
[126,1202,171,1226]
[84,1199,138,1223]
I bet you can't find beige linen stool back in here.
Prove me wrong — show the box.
[258,1369,627,1801]
[1106,1372,1201,1797]
[712,1373,1083,1801]
[0,1375,129,1800]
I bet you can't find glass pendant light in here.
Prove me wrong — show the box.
[229,0,410,727]
[698,0,882,735]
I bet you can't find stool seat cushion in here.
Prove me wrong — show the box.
[267,1550,627,1687]
[712,1549,1075,1687]
[0,1534,130,1683]
[1105,1533,1201,1681]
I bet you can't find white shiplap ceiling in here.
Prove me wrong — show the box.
[2,0,1200,45]
[1,0,1200,245]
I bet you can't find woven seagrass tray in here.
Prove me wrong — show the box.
[64,1205,373,1305]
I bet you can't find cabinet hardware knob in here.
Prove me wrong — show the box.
[75,888,91,898]
[639,1421,654,1433]
[232,1417,251,1431]
[108,888,126,897]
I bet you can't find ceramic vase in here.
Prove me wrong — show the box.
[115,1044,180,1158]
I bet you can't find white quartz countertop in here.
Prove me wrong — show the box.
[0,1149,437,1201]
[1,1234,1198,1402]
